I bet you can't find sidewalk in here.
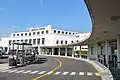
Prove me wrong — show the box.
[0,63,10,71]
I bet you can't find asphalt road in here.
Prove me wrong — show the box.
[0,56,102,80]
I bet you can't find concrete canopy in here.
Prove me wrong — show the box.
[82,0,120,44]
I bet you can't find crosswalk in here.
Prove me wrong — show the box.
[0,69,100,76]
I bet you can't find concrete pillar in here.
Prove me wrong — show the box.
[52,48,54,55]
[87,45,91,59]
[95,44,98,61]
[79,46,81,58]
[58,48,60,56]
[105,40,109,67]
[38,46,41,55]
[65,47,67,56]
[117,34,120,68]
[72,47,74,57]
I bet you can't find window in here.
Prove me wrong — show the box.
[41,31,44,34]
[9,40,11,45]
[65,41,67,44]
[33,39,36,44]
[58,31,60,33]
[37,39,40,45]
[29,39,32,44]
[65,32,68,34]
[13,34,15,36]
[13,40,15,42]
[29,33,31,36]
[46,30,49,34]
[71,41,73,43]
[17,34,19,36]
[21,40,23,42]
[73,33,75,35]
[37,32,40,35]
[25,39,27,43]
[25,33,27,36]
[76,40,79,42]
[21,33,23,36]
[17,40,19,42]
[61,41,63,44]
[56,40,59,44]
[42,38,45,44]
[54,30,56,33]
[76,36,79,37]
[69,32,71,35]
[33,32,35,35]
[62,31,64,34]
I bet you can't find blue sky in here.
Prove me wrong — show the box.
[0,0,92,36]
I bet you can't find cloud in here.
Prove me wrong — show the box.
[11,25,21,29]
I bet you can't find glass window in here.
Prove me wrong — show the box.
[41,31,44,34]
[21,33,23,36]
[69,32,71,35]
[61,41,63,44]
[42,38,45,44]
[17,40,19,42]
[62,31,64,34]
[25,39,27,43]
[9,40,11,45]
[29,33,31,36]
[73,33,75,35]
[58,31,60,33]
[46,30,49,34]
[17,34,19,36]
[56,40,59,44]
[29,39,32,44]
[76,40,79,42]
[25,33,27,36]
[54,30,56,33]
[65,41,67,44]
[65,32,68,34]
[37,32,40,35]
[13,40,15,42]
[33,32,35,35]
[33,39,36,44]
[71,41,73,43]
[37,38,40,45]
[13,34,15,36]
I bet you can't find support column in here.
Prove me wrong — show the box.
[72,47,74,57]
[95,44,98,61]
[79,46,81,58]
[65,47,67,56]
[87,45,91,59]
[38,46,41,55]
[52,48,54,55]
[117,34,120,68]
[105,40,109,67]
[58,48,60,56]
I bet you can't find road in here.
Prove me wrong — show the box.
[0,56,102,80]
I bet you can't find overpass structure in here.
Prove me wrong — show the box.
[77,0,120,79]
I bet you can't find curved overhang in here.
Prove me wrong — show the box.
[82,0,120,44]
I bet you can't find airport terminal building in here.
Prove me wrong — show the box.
[0,25,90,57]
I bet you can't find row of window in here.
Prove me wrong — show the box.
[56,40,79,44]
[9,38,45,45]
[13,30,49,37]
[53,30,76,35]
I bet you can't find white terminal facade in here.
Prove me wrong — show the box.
[0,25,90,57]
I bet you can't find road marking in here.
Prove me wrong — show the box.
[46,71,53,75]
[79,72,84,75]
[15,70,25,73]
[62,72,69,75]
[23,70,32,74]
[1,69,11,72]
[54,72,61,75]
[8,70,18,73]
[87,72,92,76]
[70,72,76,75]
[30,71,39,74]
[38,71,46,74]
[33,58,62,80]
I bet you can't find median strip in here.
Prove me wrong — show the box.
[32,58,62,80]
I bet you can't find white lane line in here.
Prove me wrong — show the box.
[1,69,11,72]
[79,72,84,75]
[62,72,69,75]
[95,73,99,76]
[54,72,61,75]
[87,72,92,76]
[15,70,25,73]
[30,71,39,74]
[70,72,76,75]
[23,70,32,74]
[46,71,53,75]
[38,71,46,74]
[8,70,18,73]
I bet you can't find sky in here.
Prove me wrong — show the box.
[0,0,92,36]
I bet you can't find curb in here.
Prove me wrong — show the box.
[40,54,113,80]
